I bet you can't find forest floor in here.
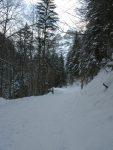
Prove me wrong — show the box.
[0,70,113,150]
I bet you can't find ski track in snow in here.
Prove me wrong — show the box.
[0,71,113,150]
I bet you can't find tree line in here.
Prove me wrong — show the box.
[0,0,66,99]
[1,0,112,98]
[66,0,113,88]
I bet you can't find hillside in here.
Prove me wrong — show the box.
[0,70,113,150]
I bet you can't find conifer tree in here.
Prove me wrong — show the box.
[58,53,66,87]
[77,0,113,87]
[66,32,82,83]
[83,0,113,61]
[35,0,59,94]
[14,23,33,98]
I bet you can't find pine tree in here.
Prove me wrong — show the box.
[0,33,16,98]
[58,53,66,87]
[14,23,34,98]
[35,0,59,94]
[83,0,113,61]
[66,32,82,83]
[77,0,113,87]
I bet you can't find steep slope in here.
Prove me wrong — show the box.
[66,70,113,150]
[0,70,113,150]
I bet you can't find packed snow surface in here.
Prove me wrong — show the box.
[0,70,113,150]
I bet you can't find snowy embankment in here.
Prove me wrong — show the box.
[0,70,113,150]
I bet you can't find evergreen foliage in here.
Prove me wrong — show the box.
[1,0,113,98]
[66,0,113,87]
[34,0,59,94]
[0,0,66,99]
[81,0,113,81]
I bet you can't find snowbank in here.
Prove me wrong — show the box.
[69,70,113,150]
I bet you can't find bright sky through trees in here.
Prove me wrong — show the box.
[24,0,81,31]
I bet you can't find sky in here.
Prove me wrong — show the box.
[55,0,80,31]
[24,0,82,32]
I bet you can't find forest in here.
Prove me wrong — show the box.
[0,0,113,99]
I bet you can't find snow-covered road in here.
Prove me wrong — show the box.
[0,87,80,150]
[0,71,113,150]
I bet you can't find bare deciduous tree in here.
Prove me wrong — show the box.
[0,0,24,37]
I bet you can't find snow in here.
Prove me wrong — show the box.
[0,70,113,150]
